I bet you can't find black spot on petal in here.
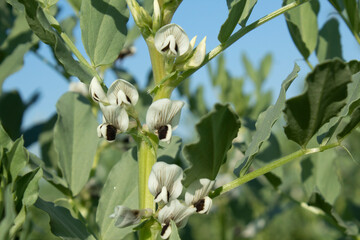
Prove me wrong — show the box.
[106,125,117,141]
[126,95,131,104]
[194,199,205,212]
[161,224,170,237]
[158,125,168,140]
[161,43,170,52]
[175,43,178,53]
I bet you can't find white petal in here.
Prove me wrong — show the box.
[97,123,105,138]
[107,79,139,106]
[155,186,169,203]
[100,104,129,134]
[89,77,107,103]
[146,99,185,133]
[185,36,207,69]
[152,0,161,30]
[160,223,172,239]
[148,162,184,203]
[158,200,196,228]
[155,24,190,57]
[185,178,215,206]
[109,205,141,228]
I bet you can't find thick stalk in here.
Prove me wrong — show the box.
[137,139,157,240]
[209,142,340,198]
[146,38,166,85]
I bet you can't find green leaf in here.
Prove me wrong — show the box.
[0,12,38,91]
[337,106,360,140]
[19,0,93,84]
[316,18,343,62]
[317,65,360,144]
[307,192,358,236]
[259,53,272,84]
[80,0,129,66]
[0,186,16,240]
[18,168,43,207]
[169,221,181,240]
[234,64,299,176]
[96,148,138,240]
[0,120,13,149]
[284,59,352,147]
[67,0,82,13]
[34,197,95,239]
[7,137,28,181]
[284,0,319,59]
[158,136,182,164]
[183,104,240,186]
[301,150,340,204]
[218,0,246,43]
[0,91,25,140]
[54,93,99,196]
[226,0,258,27]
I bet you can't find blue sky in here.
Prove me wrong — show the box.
[3,0,360,140]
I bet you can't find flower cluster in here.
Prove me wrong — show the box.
[89,78,184,143]
[110,162,215,239]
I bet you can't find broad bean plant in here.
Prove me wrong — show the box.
[0,0,360,239]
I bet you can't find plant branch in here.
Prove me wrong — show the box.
[176,0,309,84]
[209,142,340,198]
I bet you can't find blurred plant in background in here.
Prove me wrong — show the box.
[0,0,359,239]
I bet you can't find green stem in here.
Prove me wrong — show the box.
[60,32,102,83]
[305,58,314,70]
[137,139,157,240]
[176,0,309,84]
[209,142,340,198]
[146,38,166,85]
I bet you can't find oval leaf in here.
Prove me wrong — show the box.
[183,104,240,186]
[96,148,138,240]
[284,59,352,147]
[54,92,99,196]
[80,0,129,66]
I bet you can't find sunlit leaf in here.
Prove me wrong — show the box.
[284,0,319,59]
[35,198,95,239]
[284,59,352,147]
[80,0,129,66]
[54,92,99,196]
[183,104,240,186]
[316,18,342,62]
[301,150,340,204]
[19,0,92,84]
[96,149,138,240]
[218,0,246,43]
[0,186,16,240]
[234,64,299,176]
[7,137,28,180]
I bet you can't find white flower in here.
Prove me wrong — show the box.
[158,200,196,239]
[148,162,183,204]
[155,24,190,58]
[185,178,215,214]
[89,77,107,103]
[110,206,152,228]
[146,99,184,142]
[107,79,139,106]
[97,104,129,142]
